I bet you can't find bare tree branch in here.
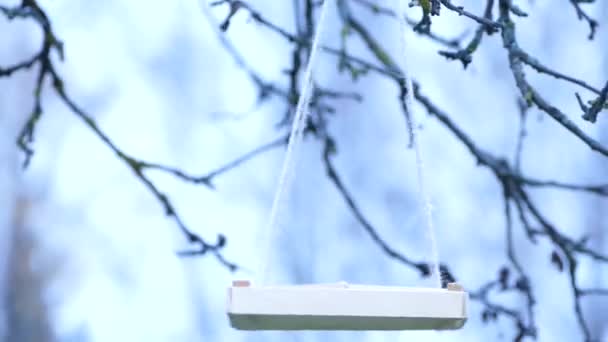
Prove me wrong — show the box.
[576,80,608,123]
[498,0,608,156]
[2,0,239,271]
[141,135,289,189]
[438,0,496,68]
[568,0,598,40]
[321,135,430,275]
[351,0,465,48]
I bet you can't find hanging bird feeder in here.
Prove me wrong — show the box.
[227,281,467,331]
[216,0,469,332]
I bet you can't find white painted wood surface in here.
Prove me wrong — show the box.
[227,281,468,330]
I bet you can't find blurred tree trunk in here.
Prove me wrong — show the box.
[5,197,54,342]
[0,41,54,341]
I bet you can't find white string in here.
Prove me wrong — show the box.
[258,0,331,284]
[396,0,442,288]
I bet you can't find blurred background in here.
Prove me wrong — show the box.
[0,0,607,341]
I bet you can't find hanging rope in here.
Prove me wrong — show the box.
[257,0,331,284]
[254,0,442,288]
[396,0,442,288]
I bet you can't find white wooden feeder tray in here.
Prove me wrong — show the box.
[227,280,468,331]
